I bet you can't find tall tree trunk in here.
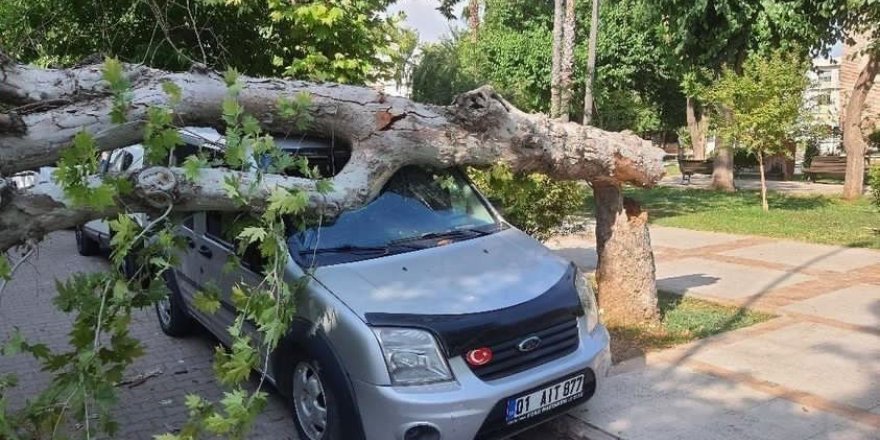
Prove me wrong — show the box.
[842,54,879,200]
[711,145,736,191]
[757,150,768,212]
[583,0,599,124]
[711,109,736,191]
[685,97,707,160]
[558,0,577,121]
[593,181,660,326]
[468,0,480,42]
[550,0,565,118]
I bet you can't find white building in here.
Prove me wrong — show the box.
[804,57,842,155]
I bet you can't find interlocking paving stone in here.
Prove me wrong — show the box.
[691,322,880,411]
[719,242,880,273]
[571,365,878,440]
[782,284,880,328]
[656,257,813,299]
[649,227,747,250]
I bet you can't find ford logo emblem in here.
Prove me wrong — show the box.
[517,336,542,352]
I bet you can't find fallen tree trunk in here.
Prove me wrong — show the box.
[1,56,665,324]
[0,57,665,245]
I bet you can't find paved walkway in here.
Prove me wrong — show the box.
[545,227,880,440]
[659,174,866,197]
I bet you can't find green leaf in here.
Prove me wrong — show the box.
[0,255,10,281]
[193,289,221,315]
[222,98,243,126]
[102,58,126,89]
[2,329,25,356]
[162,81,182,105]
[184,394,207,411]
[237,227,267,245]
[182,155,208,181]
[266,188,308,218]
[316,179,333,194]
[223,68,240,88]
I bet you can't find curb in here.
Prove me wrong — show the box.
[516,414,621,440]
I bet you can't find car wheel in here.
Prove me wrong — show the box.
[156,273,193,337]
[290,358,343,440]
[75,227,100,256]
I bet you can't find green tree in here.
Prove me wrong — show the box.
[656,0,832,191]
[791,0,880,199]
[0,0,406,83]
[409,0,683,237]
[411,0,684,134]
[709,52,809,211]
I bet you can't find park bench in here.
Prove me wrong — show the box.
[678,159,714,184]
[803,156,871,181]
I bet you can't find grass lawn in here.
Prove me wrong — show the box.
[618,186,880,249]
[608,291,775,362]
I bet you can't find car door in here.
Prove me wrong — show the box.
[172,214,218,329]
[199,211,269,346]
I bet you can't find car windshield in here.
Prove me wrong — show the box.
[290,166,501,266]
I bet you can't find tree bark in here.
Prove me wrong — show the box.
[711,145,736,191]
[710,109,736,192]
[593,181,659,326]
[558,0,577,122]
[550,0,565,118]
[842,54,879,200]
[0,58,666,251]
[685,97,707,160]
[582,0,599,125]
[468,0,480,42]
[757,150,768,212]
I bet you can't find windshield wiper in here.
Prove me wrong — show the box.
[388,227,494,245]
[300,242,422,256]
[300,245,391,255]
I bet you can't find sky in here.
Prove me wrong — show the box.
[387,0,464,43]
[388,1,845,60]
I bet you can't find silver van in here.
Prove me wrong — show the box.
[156,149,611,439]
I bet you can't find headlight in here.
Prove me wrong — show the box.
[372,327,454,386]
[575,270,599,334]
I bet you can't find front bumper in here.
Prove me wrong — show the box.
[352,319,611,440]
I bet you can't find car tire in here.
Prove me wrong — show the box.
[289,356,344,440]
[156,272,194,337]
[75,226,100,256]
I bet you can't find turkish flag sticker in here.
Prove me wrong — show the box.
[466,347,493,367]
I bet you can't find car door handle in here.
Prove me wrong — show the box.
[197,245,213,259]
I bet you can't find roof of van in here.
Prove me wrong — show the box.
[179,126,224,146]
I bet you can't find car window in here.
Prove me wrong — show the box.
[205,211,265,273]
[205,211,234,244]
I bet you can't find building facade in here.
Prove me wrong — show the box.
[805,57,843,155]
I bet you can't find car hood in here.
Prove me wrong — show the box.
[312,228,571,318]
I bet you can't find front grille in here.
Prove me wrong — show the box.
[469,319,579,381]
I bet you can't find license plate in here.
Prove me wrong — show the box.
[505,374,585,424]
